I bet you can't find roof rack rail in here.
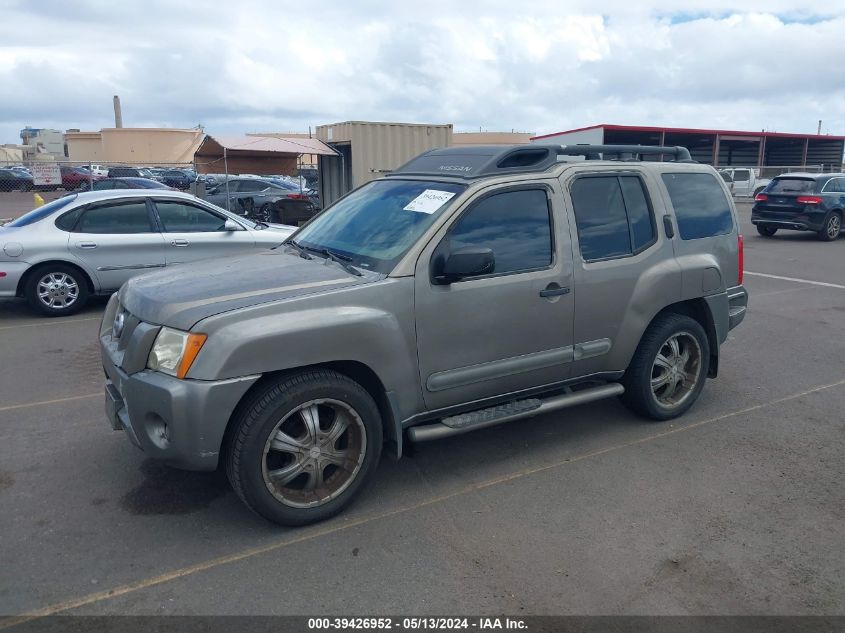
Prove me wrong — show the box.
[557,144,695,163]
[388,143,696,180]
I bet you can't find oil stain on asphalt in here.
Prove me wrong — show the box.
[0,470,14,492]
[120,460,230,515]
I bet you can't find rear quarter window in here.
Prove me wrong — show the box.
[661,172,734,240]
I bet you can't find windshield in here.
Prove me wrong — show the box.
[6,195,78,227]
[292,179,466,273]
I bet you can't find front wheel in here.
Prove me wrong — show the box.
[818,212,841,242]
[621,313,710,421]
[756,224,777,237]
[25,264,89,317]
[225,369,383,526]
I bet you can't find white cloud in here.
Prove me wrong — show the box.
[0,0,844,144]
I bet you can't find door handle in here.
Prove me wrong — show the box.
[77,242,97,249]
[539,285,570,298]
[170,239,189,247]
[662,215,675,239]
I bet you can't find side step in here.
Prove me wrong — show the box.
[406,383,624,443]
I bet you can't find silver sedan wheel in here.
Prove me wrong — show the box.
[261,399,367,509]
[36,272,80,310]
[650,332,703,409]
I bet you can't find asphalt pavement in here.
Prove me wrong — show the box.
[0,201,843,620]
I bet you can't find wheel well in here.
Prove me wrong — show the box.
[220,361,398,469]
[655,299,719,378]
[16,260,95,297]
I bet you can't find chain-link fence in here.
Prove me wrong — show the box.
[0,160,319,222]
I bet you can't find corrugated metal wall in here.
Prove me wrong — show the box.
[807,140,845,170]
[316,122,453,206]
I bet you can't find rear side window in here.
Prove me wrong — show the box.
[661,173,733,240]
[75,201,153,234]
[570,175,656,261]
[448,189,553,275]
[7,196,77,227]
[767,178,816,195]
[732,170,750,181]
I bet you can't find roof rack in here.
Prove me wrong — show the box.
[388,143,696,180]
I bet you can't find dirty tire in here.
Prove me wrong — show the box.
[621,313,710,421]
[225,369,382,526]
[25,263,89,317]
[817,211,841,242]
[756,224,777,237]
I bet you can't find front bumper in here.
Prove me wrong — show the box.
[0,261,29,297]
[100,321,260,471]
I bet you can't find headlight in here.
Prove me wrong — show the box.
[147,327,207,379]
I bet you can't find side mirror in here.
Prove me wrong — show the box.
[436,246,495,283]
[223,219,240,231]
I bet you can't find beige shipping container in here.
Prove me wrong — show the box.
[316,121,453,206]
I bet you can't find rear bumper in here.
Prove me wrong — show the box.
[727,285,748,331]
[751,208,826,231]
[0,261,30,297]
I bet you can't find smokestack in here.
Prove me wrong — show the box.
[113,95,123,128]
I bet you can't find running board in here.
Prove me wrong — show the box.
[407,383,625,443]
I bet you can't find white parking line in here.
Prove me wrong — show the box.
[0,316,101,332]
[745,271,845,290]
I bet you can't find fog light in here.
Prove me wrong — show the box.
[146,414,170,449]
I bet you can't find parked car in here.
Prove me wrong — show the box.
[60,166,102,190]
[160,169,197,190]
[0,167,34,191]
[100,143,748,526]
[88,164,109,177]
[267,178,322,211]
[0,190,295,316]
[205,177,319,225]
[73,177,173,192]
[752,173,845,241]
[718,167,770,198]
[107,166,157,179]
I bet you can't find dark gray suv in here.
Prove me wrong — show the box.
[100,144,748,526]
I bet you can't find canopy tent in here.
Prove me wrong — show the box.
[194,134,338,177]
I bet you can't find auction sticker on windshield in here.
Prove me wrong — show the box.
[404,189,456,214]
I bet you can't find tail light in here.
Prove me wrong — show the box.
[754,193,768,202]
[737,234,744,285]
[287,193,308,200]
[796,196,822,205]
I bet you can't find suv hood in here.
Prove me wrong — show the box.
[119,249,371,330]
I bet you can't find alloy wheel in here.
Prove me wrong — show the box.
[36,272,80,310]
[650,332,703,409]
[261,399,367,508]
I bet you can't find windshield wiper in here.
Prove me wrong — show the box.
[284,239,312,259]
[318,248,362,276]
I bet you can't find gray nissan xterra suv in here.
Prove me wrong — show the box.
[100,144,748,526]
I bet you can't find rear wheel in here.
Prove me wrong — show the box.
[226,369,383,526]
[756,224,777,237]
[621,313,710,421]
[25,263,89,317]
[818,212,841,241]
[258,203,275,223]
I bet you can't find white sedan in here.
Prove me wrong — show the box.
[0,190,295,316]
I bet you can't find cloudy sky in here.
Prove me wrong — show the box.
[2,0,844,144]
